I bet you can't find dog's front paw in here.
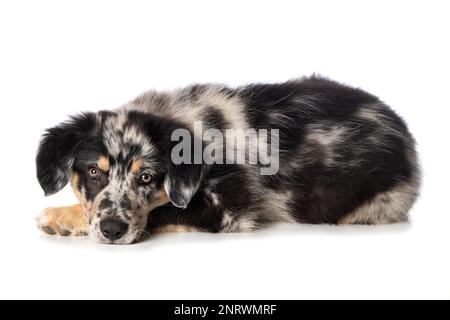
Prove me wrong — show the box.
[37,205,87,236]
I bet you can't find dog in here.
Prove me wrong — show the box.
[36,76,421,244]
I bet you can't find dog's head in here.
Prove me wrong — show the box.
[36,110,202,244]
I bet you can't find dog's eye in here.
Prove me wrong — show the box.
[139,173,152,184]
[88,167,100,179]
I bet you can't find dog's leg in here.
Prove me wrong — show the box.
[37,204,86,236]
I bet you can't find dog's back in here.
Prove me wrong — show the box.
[136,77,420,232]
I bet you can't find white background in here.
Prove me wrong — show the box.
[0,0,449,300]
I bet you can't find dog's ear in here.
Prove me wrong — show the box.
[130,112,204,209]
[36,113,96,196]
[164,163,203,209]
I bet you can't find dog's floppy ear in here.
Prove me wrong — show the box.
[36,113,96,196]
[164,163,203,209]
[131,112,204,209]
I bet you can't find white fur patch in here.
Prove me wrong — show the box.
[305,123,347,166]
[101,110,157,159]
[262,190,297,223]
[339,181,420,225]
[221,211,256,232]
[356,103,412,141]
[36,210,48,228]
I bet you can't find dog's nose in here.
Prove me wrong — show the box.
[100,218,129,241]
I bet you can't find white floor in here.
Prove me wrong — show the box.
[1,175,448,299]
[0,1,449,300]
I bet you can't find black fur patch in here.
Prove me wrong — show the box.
[36,113,97,195]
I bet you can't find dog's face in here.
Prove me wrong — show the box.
[36,110,202,244]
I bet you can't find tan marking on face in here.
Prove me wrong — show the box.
[151,224,205,234]
[97,156,110,172]
[37,204,86,236]
[148,187,170,211]
[70,173,81,200]
[131,158,143,174]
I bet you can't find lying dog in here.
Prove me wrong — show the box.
[36,76,421,244]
